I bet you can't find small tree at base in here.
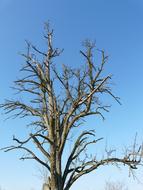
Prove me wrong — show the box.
[1,24,143,190]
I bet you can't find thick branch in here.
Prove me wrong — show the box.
[64,156,141,190]
[63,130,102,184]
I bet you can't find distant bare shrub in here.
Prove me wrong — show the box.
[104,181,128,190]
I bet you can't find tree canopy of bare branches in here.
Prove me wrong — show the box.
[1,24,143,190]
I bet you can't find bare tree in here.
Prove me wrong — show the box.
[1,24,143,190]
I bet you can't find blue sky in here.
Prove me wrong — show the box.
[0,0,143,190]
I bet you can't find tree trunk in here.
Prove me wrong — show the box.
[49,137,63,190]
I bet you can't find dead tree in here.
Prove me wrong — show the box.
[1,24,143,190]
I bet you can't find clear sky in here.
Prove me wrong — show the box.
[0,0,143,190]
